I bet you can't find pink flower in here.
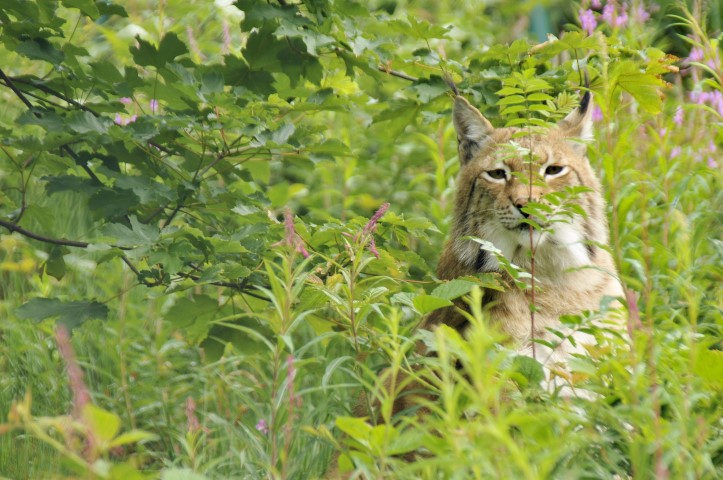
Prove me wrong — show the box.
[185,397,201,433]
[707,157,718,168]
[222,21,232,53]
[362,203,390,258]
[633,4,650,23]
[591,0,602,9]
[55,325,91,417]
[579,9,597,35]
[592,105,604,122]
[114,114,137,126]
[602,4,616,24]
[602,3,628,28]
[688,47,704,63]
[255,419,269,434]
[670,146,681,159]
[119,97,132,105]
[149,99,159,114]
[615,11,629,27]
[673,106,684,126]
[281,208,310,258]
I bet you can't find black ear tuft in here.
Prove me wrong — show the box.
[579,90,591,115]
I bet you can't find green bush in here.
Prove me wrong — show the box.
[0,1,720,478]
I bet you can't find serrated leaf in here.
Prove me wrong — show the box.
[15,38,64,64]
[16,298,109,330]
[61,0,100,18]
[67,111,108,134]
[431,279,477,301]
[131,33,187,68]
[103,215,159,247]
[512,355,545,387]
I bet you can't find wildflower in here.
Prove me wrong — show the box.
[688,47,704,63]
[633,4,650,23]
[591,0,602,9]
[670,146,681,159]
[255,418,269,434]
[579,9,597,35]
[222,21,232,53]
[185,397,201,433]
[592,105,604,122]
[55,325,91,417]
[114,114,137,126]
[673,106,684,126]
[280,208,310,258]
[602,3,628,28]
[362,203,390,258]
[119,97,132,105]
[149,99,159,114]
[601,4,616,24]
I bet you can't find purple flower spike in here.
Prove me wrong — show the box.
[255,419,269,434]
[282,208,310,258]
[149,99,159,113]
[673,106,684,126]
[362,203,390,258]
[579,9,597,35]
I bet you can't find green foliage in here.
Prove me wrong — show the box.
[0,0,721,479]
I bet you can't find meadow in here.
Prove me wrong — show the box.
[0,1,720,478]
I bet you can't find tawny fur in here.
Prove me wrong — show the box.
[325,93,624,478]
[424,94,623,368]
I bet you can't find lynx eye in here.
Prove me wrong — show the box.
[486,169,507,180]
[544,165,566,176]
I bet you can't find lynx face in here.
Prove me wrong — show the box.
[429,91,624,371]
[448,94,609,277]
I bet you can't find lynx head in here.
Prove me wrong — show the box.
[449,92,610,276]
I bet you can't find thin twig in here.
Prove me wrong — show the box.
[377,65,418,82]
[0,218,92,248]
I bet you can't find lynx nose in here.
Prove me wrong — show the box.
[513,197,531,218]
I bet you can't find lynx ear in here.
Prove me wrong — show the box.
[558,91,594,154]
[453,96,494,164]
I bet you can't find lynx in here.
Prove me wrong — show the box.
[325,87,624,478]
[424,87,624,374]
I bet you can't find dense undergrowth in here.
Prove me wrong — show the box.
[0,1,721,479]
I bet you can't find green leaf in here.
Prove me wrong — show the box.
[108,430,158,448]
[164,294,222,344]
[102,216,159,247]
[512,355,545,388]
[335,416,372,440]
[693,348,723,390]
[66,111,108,134]
[431,279,478,301]
[82,404,120,442]
[61,0,100,19]
[131,33,187,68]
[160,468,209,480]
[15,38,64,64]
[43,245,67,281]
[413,295,453,314]
[16,298,109,330]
